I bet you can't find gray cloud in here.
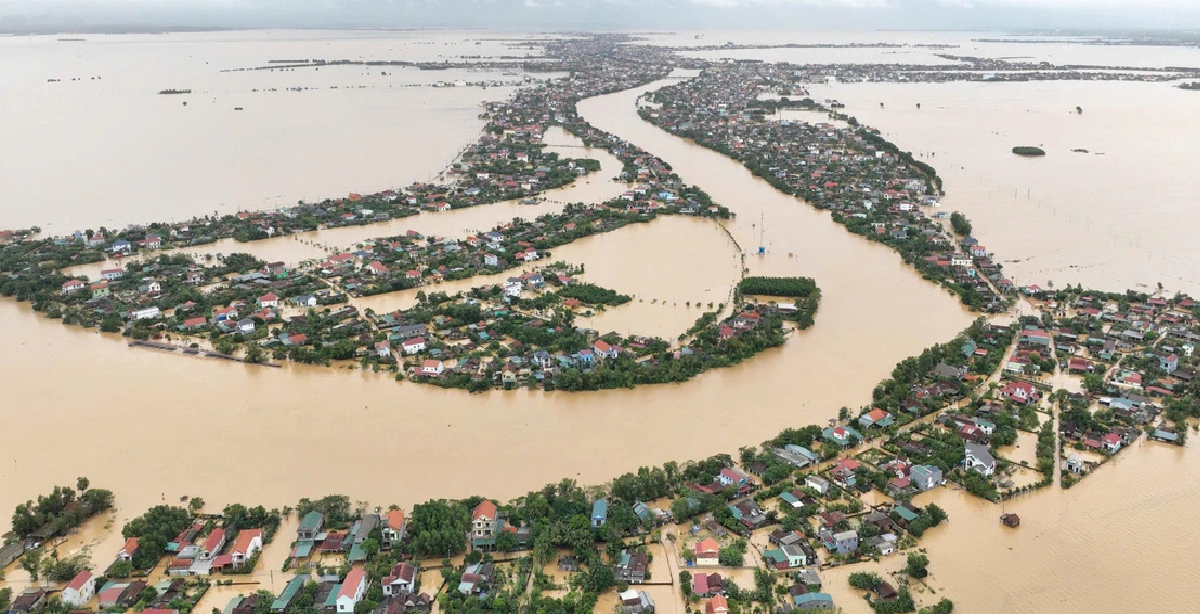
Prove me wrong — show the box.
[0,0,1198,31]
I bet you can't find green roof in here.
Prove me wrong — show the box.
[795,593,834,607]
[348,543,366,563]
[893,506,919,522]
[764,549,787,564]
[325,585,342,608]
[780,492,799,504]
[300,511,323,531]
[292,540,314,559]
[272,576,307,611]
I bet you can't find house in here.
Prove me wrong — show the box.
[382,563,416,596]
[202,528,226,559]
[257,292,279,308]
[182,316,208,331]
[101,268,124,281]
[867,534,897,556]
[705,595,728,614]
[858,408,894,429]
[337,569,367,613]
[483,253,499,267]
[729,499,767,528]
[402,337,427,355]
[419,360,443,376]
[691,572,723,597]
[876,582,898,602]
[822,425,862,447]
[619,589,654,614]
[472,500,498,540]
[694,538,720,566]
[794,593,835,610]
[819,529,858,555]
[11,589,47,613]
[964,442,996,476]
[292,295,318,308]
[62,570,96,607]
[1102,432,1123,453]
[593,339,617,358]
[804,475,830,495]
[557,556,579,572]
[909,465,943,491]
[591,499,609,528]
[1000,381,1040,405]
[90,280,110,298]
[131,306,161,320]
[504,277,522,298]
[382,510,406,548]
[298,512,325,540]
[272,576,308,613]
[375,341,392,358]
[717,467,751,487]
[933,362,967,380]
[235,318,256,333]
[118,536,141,561]
[1160,354,1179,374]
[231,529,263,568]
[61,279,86,295]
[614,550,649,584]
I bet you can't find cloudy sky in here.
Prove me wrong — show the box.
[1,0,1198,31]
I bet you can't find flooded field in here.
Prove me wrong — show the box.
[0,30,550,233]
[814,79,1200,296]
[60,125,627,281]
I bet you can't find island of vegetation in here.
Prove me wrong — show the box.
[1011,146,1046,156]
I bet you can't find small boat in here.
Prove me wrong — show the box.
[234,107,244,111]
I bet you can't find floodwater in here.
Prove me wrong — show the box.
[815,79,1200,297]
[59,124,627,280]
[643,30,1200,69]
[0,58,966,569]
[0,29,547,233]
[349,215,742,340]
[3,30,1196,614]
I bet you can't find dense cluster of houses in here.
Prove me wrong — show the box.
[641,63,1008,311]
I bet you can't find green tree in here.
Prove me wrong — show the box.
[949,212,972,237]
[360,538,379,561]
[905,552,929,578]
[21,549,42,581]
[76,477,90,492]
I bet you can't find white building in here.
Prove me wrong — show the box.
[337,569,367,613]
[62,571,95,607]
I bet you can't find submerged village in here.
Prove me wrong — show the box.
[4,33,1200,614]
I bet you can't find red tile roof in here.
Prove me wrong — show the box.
[204,528,225,553]
[472,500,497,521]
[232,528,262,555]
[66,570,93,591]
[387,510,406,531]
[338,569,365,599]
